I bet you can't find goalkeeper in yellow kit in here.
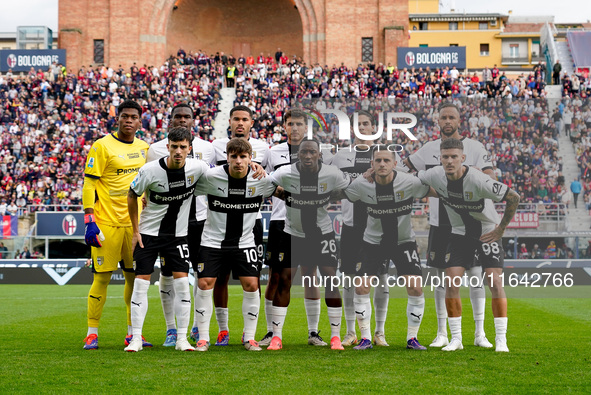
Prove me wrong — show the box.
[82,100,151,350]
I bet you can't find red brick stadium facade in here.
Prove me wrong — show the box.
[58,0,408,69]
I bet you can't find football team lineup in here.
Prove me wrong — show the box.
[81,102,523,354]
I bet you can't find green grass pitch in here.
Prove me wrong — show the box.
[0,284,590,393]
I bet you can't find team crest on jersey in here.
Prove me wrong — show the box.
[187,175,195,185]
[197,263,204,272]
[430,251,435,261]
[356,261,362,272]
[96,256,103,266]
[445,253,451,263]
[252,152,257,159]
[278,253,284,262]
[319,183,328,192]
[465,191,473,200]
[87,157,94,168]
[247,186,256,197]
[160,257,166,266]
[266,251,272,260]
[396,191,405,200]
[195,152,202,160]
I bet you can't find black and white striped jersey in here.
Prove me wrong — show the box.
[194,165,277,249]
[267,143,299,221]
[418,166,508,237]
[131,158,209,237]
[147,137,214,222]
[269,163,351,238]
[406,137,493,227]
[212,137,270,167]
[345,172,429,245]
[328,147,403,228]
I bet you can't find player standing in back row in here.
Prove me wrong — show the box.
[403,102,495,349]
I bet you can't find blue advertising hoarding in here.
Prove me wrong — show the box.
[35,212,85,238]
[0,49,66,72]
[397,46,466,69]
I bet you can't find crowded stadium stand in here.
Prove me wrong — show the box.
[1,47,590,260]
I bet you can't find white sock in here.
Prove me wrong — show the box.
[468,266,486,336]
[434,283,448,336]
[327,306,342,339]
[354,292,372,341]
[87,327,98,336]
[272,306,287,339]
[343,283,356,333]
[195,288,213,342]
[173,277,191,337]
[304,299,321,334]
[131,278,150,338]
[215,307,229,332]
[242,291,260,342]
[159,274,176,331]
[374,273,389,333]
[265,298,274,332]
[448,316,462,342]
[192,273,199,329]
[494,317,508,342]
[406,294,425,340]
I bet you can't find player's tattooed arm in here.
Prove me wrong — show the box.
[480,189,520,243]
[425,186,438,198]
[273,186,287,200]
[330,189,347,202]
[127,188,144,250]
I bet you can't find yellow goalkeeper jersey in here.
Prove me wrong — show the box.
[83,132,149,227]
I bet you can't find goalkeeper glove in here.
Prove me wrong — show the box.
[84,214,105,247]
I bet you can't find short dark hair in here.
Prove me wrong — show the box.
[230,105,253,119]
[438,102,460,114]
[118,100,142,117]
[283,109,307,124]
[170,103,194,119]
[167,127,192,143]
[226,138,252,156]
[371,144,397,160]
[299,137,320,149]
[440,138,464,151]
[354,110,377,126]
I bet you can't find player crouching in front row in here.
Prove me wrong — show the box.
[125,127,210,352]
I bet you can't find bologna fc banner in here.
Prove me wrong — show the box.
[35,212,85,238]
[1,215,18,237]
[0,49,66,72]
[397,47,466,70]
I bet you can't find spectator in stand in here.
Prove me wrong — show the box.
[530,244,543,259]
[553,61,562,85]
[518,243,529,259]
[0,241,7,258]
[571,177,582,208]
[544,240,557,258]
[19,246,31,259]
